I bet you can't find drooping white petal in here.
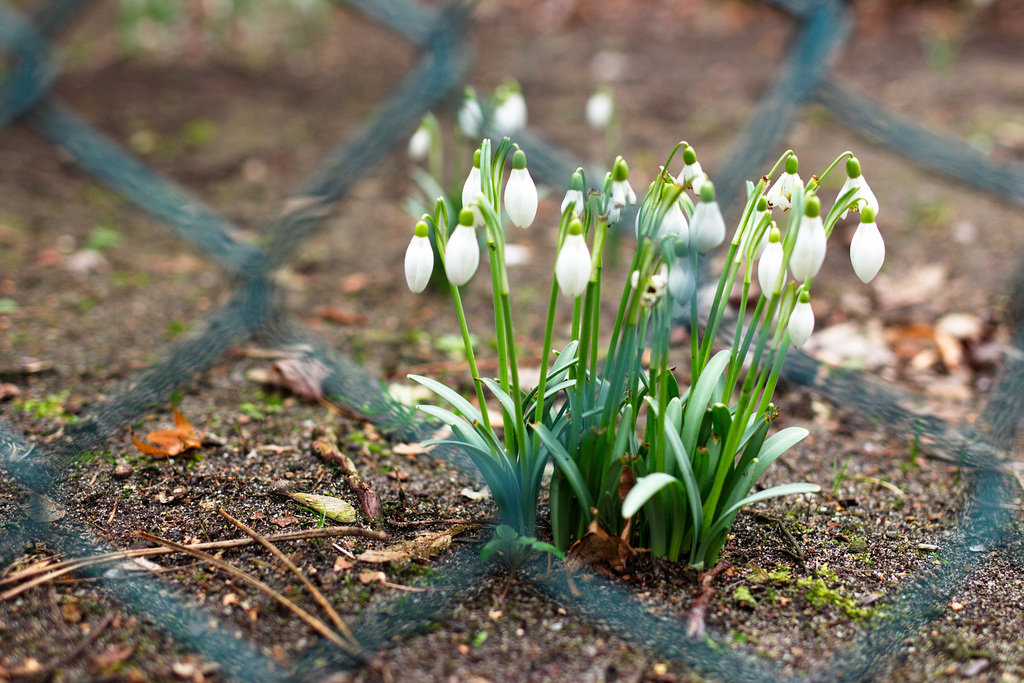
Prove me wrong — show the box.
[689,200,726,254]
[659,201,689,245]
[838,175,879,220]
[505,167,538,228]
[766,172,801,211]
[444,225,480,286]
[586,90,614,130]
[462,167,483,226]
[788,300,815,348]
[757,240,786,298]
[555,232,592,299]
[681,160,704,192]
[404,235,434,293]
[458,96,483,137]
[850,220,885,283]
[561,189,584,218]
[494,92,527,136]
[407,128,430,162]
[789,214,827,280]
[668,258,695,302]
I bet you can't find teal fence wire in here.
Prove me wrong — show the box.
[2,0,1024,680]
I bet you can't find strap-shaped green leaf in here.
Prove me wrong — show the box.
[682,349,731,454]
[663,424,705,559]
[410,374,483,423]
[532,422,595,514]
[621,472,679,519]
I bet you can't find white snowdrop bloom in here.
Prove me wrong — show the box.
[849,207,885,283]
[766,154,801,211]
[678,145,706,195]
[837,156,879,220]
[788,291,815,349]
[462,150,483,226]
[494,82,527,136]
[757,225,786,299]
[668,256,696,302]
[607,158,635,225]
[641,263,669,307]
[561,170,585,219]
[444,210,480,286]
[504,149,538,228]
[586,88,614,130]
[689,182,726,254]
[407,126,430,162]
[555,220,592,299]
[458,88,483,138]
[659,199,689,245]
[404,220,434,293]
[789,196,827,281]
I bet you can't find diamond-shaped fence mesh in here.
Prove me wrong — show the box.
[2,0,1023,680]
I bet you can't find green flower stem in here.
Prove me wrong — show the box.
[689,249,701,385]
[533,279,561,428]
[448,284,491,434]
[816,150,854,187]
[697,241,741,373]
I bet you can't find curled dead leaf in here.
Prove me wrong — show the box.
[566,511,634,574]
[130,407,202,458]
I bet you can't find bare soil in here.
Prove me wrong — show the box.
[3,2,1024,682]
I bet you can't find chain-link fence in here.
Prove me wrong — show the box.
[2,0,1023,680]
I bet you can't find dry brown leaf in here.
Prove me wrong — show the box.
[267,358,331,402]
[313,305,368,326]
[566,513,634,574]
[357,570,426,592]
[357,525,474,564]
[270,515,299,527]
[130,407,202,458]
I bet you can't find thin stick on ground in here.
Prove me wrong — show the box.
[685,561,730,639]
[1,526,386,600]
[138,531,363,657]
[218,509,359,648]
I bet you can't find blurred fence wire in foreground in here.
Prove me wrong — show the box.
[2,0,1024,680]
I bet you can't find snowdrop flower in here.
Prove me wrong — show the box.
[458,88,483,138]
[679,144,707,196]
[766,154,801,211]
[586,88,614,130]
[757,225,786,299]
[445,209,480,286]
[689,181,726,254]
[404,219,434,293]
[658,195,689,245]
[408,125,430,162]
[611,157,637,207]
[837,156,878,220]
[668,254,696,302]
[849,207,884,283]
[561,170,585,219]
[788,289,815,349]
[606,157,636,225]
[504,149,538,228]
[641,263,669,307]
[462,149,483,226]
[493,81,527,136]
[789,195,827,281]
[555,219,592,298]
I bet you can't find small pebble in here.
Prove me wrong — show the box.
[114,462,134,479]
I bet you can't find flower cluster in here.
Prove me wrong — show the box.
[402,126,886,570]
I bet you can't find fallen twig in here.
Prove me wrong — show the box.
[138,531,362,657]
[685,561,730,639]
[853,475,907,498]
[1,526,386,601]
[218,509,360,651]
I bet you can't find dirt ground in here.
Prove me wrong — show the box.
[3,1,1024,681]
